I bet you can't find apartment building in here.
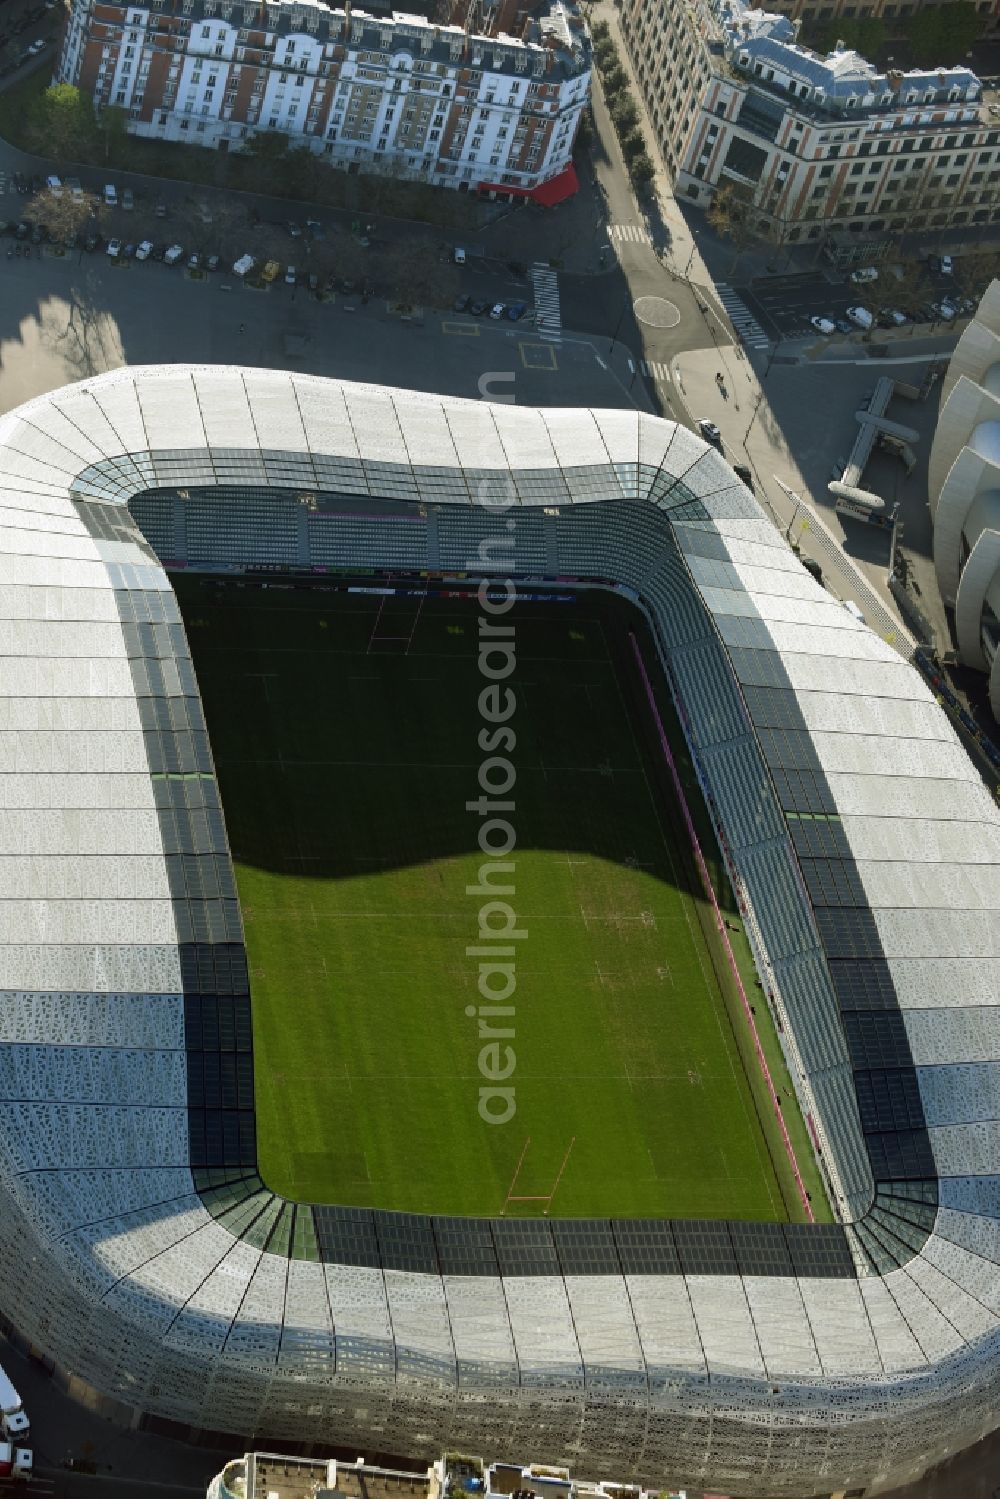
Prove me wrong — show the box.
[621,0,1000,243]
[754,0,997,27]
[57,0,589,196]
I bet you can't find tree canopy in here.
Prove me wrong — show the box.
[24,84,97,159]
[903,2,982,67]
[809,17,885,59]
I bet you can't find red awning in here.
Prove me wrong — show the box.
[477,162,580,206]
[531,162,579,206]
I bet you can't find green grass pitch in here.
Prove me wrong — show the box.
[176,577,824,1222]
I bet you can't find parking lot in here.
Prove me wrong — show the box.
[738,260,983,340]
[0,168,538,318]
[0,241,641,422]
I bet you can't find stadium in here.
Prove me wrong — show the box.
[0,364,996,1498]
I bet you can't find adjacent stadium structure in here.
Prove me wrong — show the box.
[929,278,1000,720]
[0,365,998,1499]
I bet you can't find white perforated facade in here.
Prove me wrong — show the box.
[0,367,997,1499]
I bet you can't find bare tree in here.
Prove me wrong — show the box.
[957,247,1000,302]
[23,187,105,242]
[375,235,457,311]
[885,260,929,322]
[707,183,755,277]
[308,224,371,286]
[176,194,253,261]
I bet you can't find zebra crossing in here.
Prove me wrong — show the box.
[609,222,651,246]
[641,360,671,383]
[530,263,562,343]
[715,283,771,349]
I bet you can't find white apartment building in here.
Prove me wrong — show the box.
[57,0,590,198]
[622,0,1000,243]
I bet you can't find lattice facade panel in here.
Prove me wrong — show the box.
[0,369,994,1497]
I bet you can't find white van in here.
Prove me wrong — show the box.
[846,305,873,329]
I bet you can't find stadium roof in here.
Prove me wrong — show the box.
[0,366,997,1498]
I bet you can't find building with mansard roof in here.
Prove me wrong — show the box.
[56,0,589,198]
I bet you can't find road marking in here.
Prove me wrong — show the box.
[715,283,771,348]
[609,223,651,246]
[530,263,562,344]
[519,341,558,370]
[441,320,479,336]
[641,360,671,382]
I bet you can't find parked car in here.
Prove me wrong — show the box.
[940,254,954,274]
[103,183,117,207]
[65,176,82,201]
[155,202,167,218]
[206,254,220,271]
[285,264,297,285]
[232,253,254,277]
[286,220,302,238]
[809,316,835,334]
[44,174,61,197]
[122,242,137,259]
[25,38,46,55]
[846,305,873,329]
[83,232,99,252]
[305,218,324,238]
[14,222,28,239]
[105,238,122,258]
[932,300,956,320]
[163,243,185,264]
[470,298,490,315]
[489,302,506,318]
[122,187,134,211]
[150,243,167,261]
[453,246,467,265]
[453,294,471,313]
[135,240,153,260]
[30,222,44,244]
[849,266,878,284]
[261,260,281,283]
[697,418,722,446]
[187,252,200,270]
[307,272,318,293]
[506,302,528,321]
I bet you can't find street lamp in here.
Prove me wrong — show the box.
[609,288,633,360]
[772,473,805,543]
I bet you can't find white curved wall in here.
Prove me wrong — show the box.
[0,368,996,1498]
[930,285,1000,682]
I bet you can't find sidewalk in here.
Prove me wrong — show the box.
[670,342,915,649]
[583,0,703,278]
